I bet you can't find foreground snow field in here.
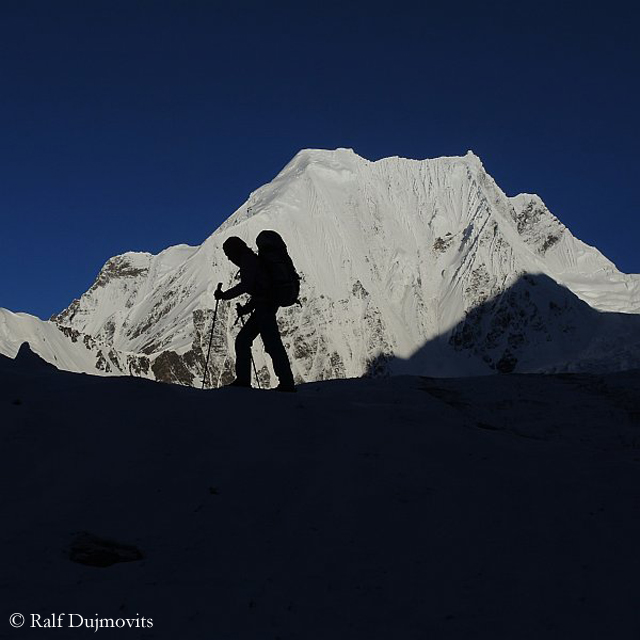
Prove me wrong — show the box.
[2,347,640,639]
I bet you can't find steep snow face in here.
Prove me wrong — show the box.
[3,148,640,383]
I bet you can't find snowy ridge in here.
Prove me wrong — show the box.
[0,308,103,374]
[1,148,639,384]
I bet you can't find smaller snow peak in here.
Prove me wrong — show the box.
[94,254,150,289]
[117,250,153,265]
[104,253,150,275]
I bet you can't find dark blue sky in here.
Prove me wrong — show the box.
[1,1,638,319]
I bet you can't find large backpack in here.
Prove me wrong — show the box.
[256,230,301,307]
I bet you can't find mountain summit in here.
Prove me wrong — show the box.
[2,149,640,384]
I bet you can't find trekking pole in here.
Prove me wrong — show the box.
[236,303,261,390]
[202,283,223,389]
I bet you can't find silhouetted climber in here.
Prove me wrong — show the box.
[215,234,298,392]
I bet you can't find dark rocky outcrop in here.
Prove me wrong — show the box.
[69,532,143,568]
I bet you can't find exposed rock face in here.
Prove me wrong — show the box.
[3,149,640,383]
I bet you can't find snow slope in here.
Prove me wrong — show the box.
[2,348,640,638]
[2,149,640,383]
[0,308,103,374]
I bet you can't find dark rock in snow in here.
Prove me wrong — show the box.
[69,532,143,568]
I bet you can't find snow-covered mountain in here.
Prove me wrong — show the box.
[2,148,640,384]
